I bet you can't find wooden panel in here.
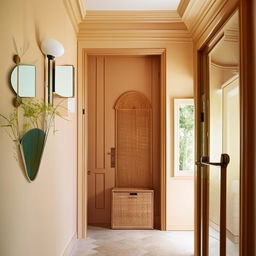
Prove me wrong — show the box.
[79,50,165,237]
[95,173,105,209]
[95,57,105,169]
[88,56,160,227]
[112,188,154,229]
[88,56,111,224]
[115,91,153,188]
[151,56,161,227]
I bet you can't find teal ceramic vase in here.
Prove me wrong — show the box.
[20,128,46,182]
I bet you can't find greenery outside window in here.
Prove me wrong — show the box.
[174,98,195,177]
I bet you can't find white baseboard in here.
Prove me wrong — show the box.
[167,225,194,231]
[63,233,78,256]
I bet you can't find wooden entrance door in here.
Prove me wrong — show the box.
[87,55,160,226]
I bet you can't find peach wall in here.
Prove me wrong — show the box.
[78,40,194,230]
[166,43,194,230]
[0,0,77,256]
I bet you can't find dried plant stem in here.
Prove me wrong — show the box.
[0,99,67,145]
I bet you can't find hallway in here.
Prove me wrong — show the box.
[1,0,256,256]
[72,226,194,256]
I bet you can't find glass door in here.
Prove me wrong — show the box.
[197,10,240,256]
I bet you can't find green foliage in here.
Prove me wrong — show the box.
[0,109,19,143]
[178,104,194,171]
[0,99,65,145]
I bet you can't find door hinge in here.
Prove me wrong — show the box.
[201,112,204,122]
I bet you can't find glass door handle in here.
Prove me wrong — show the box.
[195,153,230,168]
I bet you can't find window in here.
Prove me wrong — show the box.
[174,99,195,177]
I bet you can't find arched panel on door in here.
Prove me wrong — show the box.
[115,91,153,188]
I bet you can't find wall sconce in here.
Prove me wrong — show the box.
[41,39,64,104]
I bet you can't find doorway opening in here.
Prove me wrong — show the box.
[76,49,194,256]
[87,55,161,229]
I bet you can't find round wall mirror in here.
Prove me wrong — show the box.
[10,65,36,97]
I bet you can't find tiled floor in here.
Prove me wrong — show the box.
[72,226,194,256]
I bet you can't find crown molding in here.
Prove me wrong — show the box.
[62,2,195,41]
[77,10,192,41]
[77,29,192,42]
[64,0,86,32]
[177,0,190,17]
[182,0,238,44]
[211,60,239,71]
[82,10,182,23]
[79,10,187,30]
[64,0,239,44]
[79,22,187,31]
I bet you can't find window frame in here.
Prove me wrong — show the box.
[174,98,195,177]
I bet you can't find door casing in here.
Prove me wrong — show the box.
[77,48,167,238]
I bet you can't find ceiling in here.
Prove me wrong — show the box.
[84,0,181,11]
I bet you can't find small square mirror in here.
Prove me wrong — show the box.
[54,65,74,97]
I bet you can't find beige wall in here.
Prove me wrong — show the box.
[0,1,77,256]
[166,43,194,230]
[78,40,194,230]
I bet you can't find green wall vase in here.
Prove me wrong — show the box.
[20,128,46,182]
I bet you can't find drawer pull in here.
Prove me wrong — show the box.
[129,192,138,196]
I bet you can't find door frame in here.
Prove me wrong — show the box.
[195,1,255,255]
[77,48,167,238]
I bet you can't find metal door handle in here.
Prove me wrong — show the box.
[196,153,230,256]
[195,153,230,168]
[108,147,116,168]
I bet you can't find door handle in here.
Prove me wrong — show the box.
[196,153,230,256]
[195,153,230,168]
[107,147,116,168]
